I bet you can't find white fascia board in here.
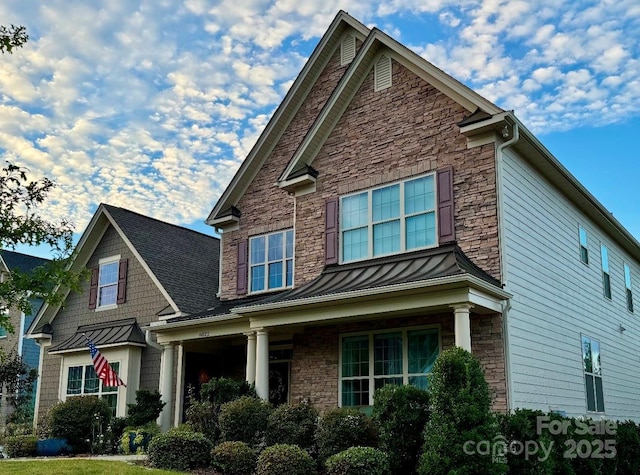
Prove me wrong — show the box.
[49,341,146,355]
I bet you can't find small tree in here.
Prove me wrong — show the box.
[419,347,506,475]
[126,389,165,427]
[0,352,38,434]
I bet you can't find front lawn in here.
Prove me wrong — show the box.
[0,459,182,474]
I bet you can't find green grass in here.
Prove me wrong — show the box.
[0,459,183,474]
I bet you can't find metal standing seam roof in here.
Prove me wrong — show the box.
[49,318,145,353]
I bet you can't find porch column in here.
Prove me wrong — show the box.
[173,343,185,427]
[255,329,269,400]
[452,304,473,352]
[159,343,175,432]
[245,332,257,385]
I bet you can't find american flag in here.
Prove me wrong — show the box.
[87,339,126,387]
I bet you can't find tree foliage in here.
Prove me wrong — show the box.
[1,162,86,331]
[0,25,28,54]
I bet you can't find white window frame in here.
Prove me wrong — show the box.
[581,335,605,414]
[97,255,120,309]
[578,226,589,265]
[249,229,294,294]
[338,325,441,407]
[339,173,437,263]
[600,245,611,300]
[624,263,633,313]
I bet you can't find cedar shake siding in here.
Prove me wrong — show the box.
[36,225,169,422]
[220,56,500,301]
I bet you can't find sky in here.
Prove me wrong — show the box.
[1,0,639,259]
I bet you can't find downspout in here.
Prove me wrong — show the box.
[495,117,519,413]
[145,329,163,350]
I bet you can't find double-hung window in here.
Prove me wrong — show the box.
[624,263,634,312]
[66,363,121,416]
[601,245,611,299]
[340,174,436,262]
[581,335,604,413]
[579,226,588,264]
[98,261,119,307]
[249,230,294,293]
[340,327,439,406]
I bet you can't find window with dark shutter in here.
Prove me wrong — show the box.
[437,166,455,243]
[237,239,248,295]
[116,258,128,304]
[325,198,339,265]
[88,266,99,309]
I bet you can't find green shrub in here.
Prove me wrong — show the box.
[119,423,160,454]
[49,396,112,453]
[126,389,165,427]
[265,400,318,452]
[5,435,37,458]
[147,428,213,471]
[419,347,505,475]
[497,408,556,475]
[325,446,390,475]
[614,420,640,475]
[211,441,257,475]
[372,384,429,474]
[107,417,129,453]
[185,386,219,441]
[256,443,316,475]
[200,377,257,406]
[316,407,378,463]
[218,395,272,446]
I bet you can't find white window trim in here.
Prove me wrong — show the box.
[339,173,438,264]
[248,230,294,295]
[581,335,605,414]
[338,324,441,407]
[578,225,589,266]
[600,244,611,300]
[624,262,634,313]
[97,255,121,309]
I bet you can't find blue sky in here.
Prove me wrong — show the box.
[1,1,639,259]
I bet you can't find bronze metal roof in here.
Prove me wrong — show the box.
[49,318,146,353]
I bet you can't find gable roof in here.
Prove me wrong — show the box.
[29,204,220,334]
[0,250,49,274]
[206,11,369,225]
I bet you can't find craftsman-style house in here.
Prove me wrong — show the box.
[147,11,640,426]
[27,204,219,429]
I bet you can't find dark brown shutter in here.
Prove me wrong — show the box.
[116,258,128,304]
[325,198,339,265]
[437,166,455,243]
[88,266,99,309]
[236,239,248,295]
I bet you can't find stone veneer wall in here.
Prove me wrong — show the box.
[289,312,507,412]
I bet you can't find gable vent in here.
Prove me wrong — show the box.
[341,34,356,65]
[374,55,392,91]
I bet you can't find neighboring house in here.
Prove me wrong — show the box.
[0,250,49,420]
[148,10,640,425]
[27,204,219,430]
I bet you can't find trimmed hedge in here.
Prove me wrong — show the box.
[325,446,390,475]
[256,444,316,475]
[211,440,257,475]
[5,435,37,458]
[265,401,318,452]
[316,407,378,463]
[218,396,272,446]
[49,396,112,453]
[147,428,213,471]
[372,384,430,474]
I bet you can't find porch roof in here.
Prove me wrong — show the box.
[49,318,146,354]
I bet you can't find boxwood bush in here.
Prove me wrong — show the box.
[372,384,430,474]
[49,396,112,453]
[325,446,390,475]
[316,407,378,463]
[256,443,316,475]
[147,427,213,471]
[265,400,318,452]
[211,440,257,475]
[5,435,38,458]
[218,395,272,446]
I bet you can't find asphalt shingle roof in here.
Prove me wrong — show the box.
[1,250,50,273]
[103,204,220,315]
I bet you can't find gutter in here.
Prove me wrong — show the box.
[145,329,163,350]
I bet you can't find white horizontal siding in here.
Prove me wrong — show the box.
[502,148,640,421]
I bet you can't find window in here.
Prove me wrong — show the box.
[98,261,119,307]
[0,311,6,338]
[66,363,120,416]
[340,174,436,262]
[582,336,604,413]
[624,263,634,312]
[340,327,439,406]
[249,230,294,293]
[579,226,589,264]
[601,245,611,299]
[89,257,128,310]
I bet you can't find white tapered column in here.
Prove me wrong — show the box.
[245,332,257,385]
[255,329,269,400]
[159,343,175,432]
[452,304,473,352]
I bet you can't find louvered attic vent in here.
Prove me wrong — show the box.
[341,34,356,65]
[374,55,392,91]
